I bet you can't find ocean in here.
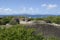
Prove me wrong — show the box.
[0,15,59,18]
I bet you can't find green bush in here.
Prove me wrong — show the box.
[0,25,44,40]
[9,19,18,25]
[0,16,13,25]
[44,16,60,24]
[0,25,59,40]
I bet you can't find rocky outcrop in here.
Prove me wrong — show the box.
[26,23,60,38]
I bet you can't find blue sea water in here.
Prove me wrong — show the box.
[0,15,59,18]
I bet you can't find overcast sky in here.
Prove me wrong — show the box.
[0,0,60,15]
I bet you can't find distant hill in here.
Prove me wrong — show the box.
[0,14,60,18]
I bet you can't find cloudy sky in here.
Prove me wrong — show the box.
[0,0,60,15]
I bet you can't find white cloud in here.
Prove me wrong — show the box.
[19,7,40,14]
[0,8,12,13]
[4,8,11,11]
[0,8,17,15]
[41,4,57,9]
[41,4,47,7]
[47,4,57,9]
[0,7,40,15]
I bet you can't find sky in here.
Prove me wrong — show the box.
[0,0,60,15]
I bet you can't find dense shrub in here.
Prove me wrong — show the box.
[0,20,4,25]
[0,25,44,40]
[0,25,59,40]
[0,16,13,25]
[43,19,51,23]
[9,19,18,25]
[45,16,60,24]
